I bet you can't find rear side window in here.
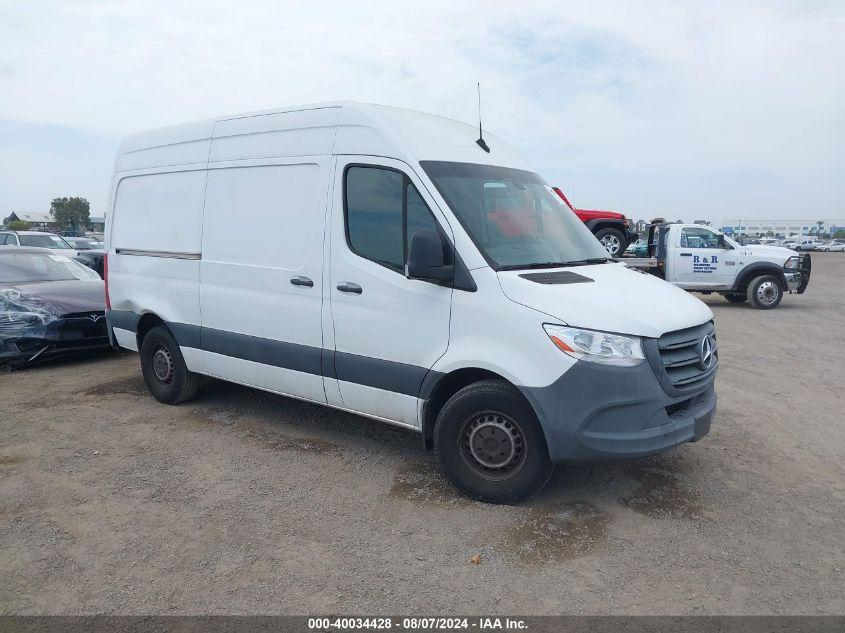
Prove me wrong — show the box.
[345,166,440,272]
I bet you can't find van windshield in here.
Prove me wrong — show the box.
[420,161,609,270]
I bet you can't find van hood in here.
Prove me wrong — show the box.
[497,263,713,339]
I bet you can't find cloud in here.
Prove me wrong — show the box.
[0,0,842,222]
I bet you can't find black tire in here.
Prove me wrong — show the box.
[139,325,200,404]
[724,293,747,303]
[746,274,783,309]
[594,227,628,258]
[433,379,554,504]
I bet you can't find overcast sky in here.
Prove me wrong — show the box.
[1,0,843,224]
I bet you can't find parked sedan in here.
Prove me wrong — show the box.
[816,240,845,252]
[0,247,109,367]
[73,249,106,278]
[624,240,649,257]
[64,236,101,251]
[0,230,78,256]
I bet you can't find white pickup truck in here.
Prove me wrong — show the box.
[620,223,811,309]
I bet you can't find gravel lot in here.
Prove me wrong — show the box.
[1,254,843,615]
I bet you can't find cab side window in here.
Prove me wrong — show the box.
[345,166,440,272]
[406,183,439,254]
[681,227,719,249]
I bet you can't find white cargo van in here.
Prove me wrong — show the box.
[106,102,717,502]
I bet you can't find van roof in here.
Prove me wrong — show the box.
[115,101,532,175]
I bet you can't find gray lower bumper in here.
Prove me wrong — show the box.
[521,361,716,463]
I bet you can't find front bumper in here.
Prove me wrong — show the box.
[0,314,109,367]
[521,359,716,463]
[785,253,812,294]
[785,272,801,292]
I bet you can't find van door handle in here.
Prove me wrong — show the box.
[336,282,362,294]
[680,253,692,257]
[290,275,313,287]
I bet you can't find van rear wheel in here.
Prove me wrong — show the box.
[140,326,199,404]
[434,380,553,504]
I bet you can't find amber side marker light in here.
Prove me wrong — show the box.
[549,335,575,353]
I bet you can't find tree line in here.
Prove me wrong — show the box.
[5,197,91,232]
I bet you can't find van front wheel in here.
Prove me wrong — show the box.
[140,326,200,404]
[434,380,553,504]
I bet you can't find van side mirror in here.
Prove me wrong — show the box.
[407,230,453,283]
[717,234,729,248]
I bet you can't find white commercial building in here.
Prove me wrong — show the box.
[720,218,845,237]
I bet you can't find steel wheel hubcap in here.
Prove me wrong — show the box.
[459,412,527,480]
[152,346,174,383]
[601,235,621,255]
[757,281,778,305]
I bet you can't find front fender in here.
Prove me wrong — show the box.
[732,262,787,291]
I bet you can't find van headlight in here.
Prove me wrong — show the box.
[543,324,646,367]
[784,256,800,270]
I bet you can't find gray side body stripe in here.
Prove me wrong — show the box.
[334,350,431,397]
[203,326,322,376]
[107,310,440,398]
[109,310,140,333]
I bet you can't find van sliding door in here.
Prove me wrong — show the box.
[199,159,329,404]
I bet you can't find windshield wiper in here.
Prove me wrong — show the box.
[498,261,569,271]
[557,257,610,267]
[498,258,609,271]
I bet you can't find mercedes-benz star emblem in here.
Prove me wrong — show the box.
[699,336,713,370]
[88,314,103,323]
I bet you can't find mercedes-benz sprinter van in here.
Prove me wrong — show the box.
[106,102,717,503]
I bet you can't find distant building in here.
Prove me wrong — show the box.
[88,215,105,231]
[720,218,845,237]
[3,211,106,233]
[634,219,650,235]
[3,211,56,229]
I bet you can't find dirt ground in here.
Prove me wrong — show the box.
[1,254,843,615]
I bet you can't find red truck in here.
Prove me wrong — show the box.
[553,187,637,257]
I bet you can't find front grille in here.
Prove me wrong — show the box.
[656,321,717,394]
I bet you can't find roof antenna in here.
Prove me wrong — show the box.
[476,82,490,153]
